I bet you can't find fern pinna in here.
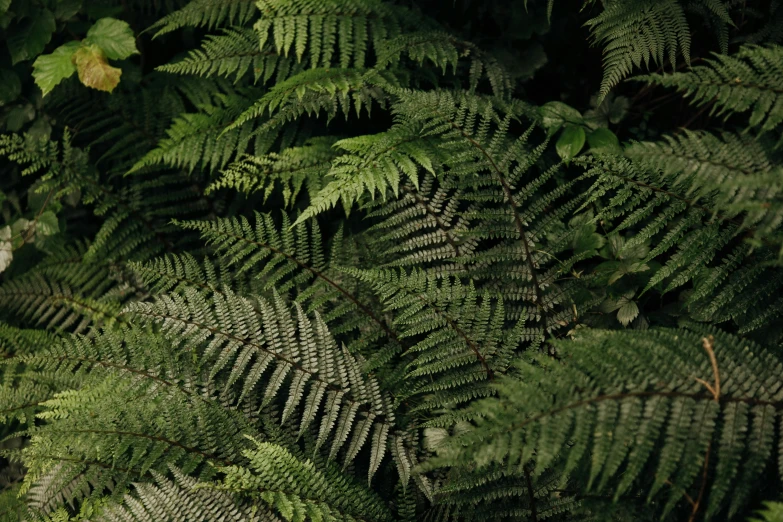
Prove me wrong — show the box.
[1,0,783,521]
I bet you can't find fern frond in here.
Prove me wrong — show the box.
[212,439,393,521]
[579,153,783,336]
[254,0,419,69]
[625,130,783,244]
[428,328,783,519]
[211,136,340,206]
[98,466,272,521]
[586,0,696,99]
[228,68,396,132]
[125,287,395,478]
[296,121,442,223]
[381,90,578,337]
[14,327,257,508]
[0,268,123,333]
[344,267,520,411]
[375,31,511,96]
[638,44,783,134]
[433,465,581,521]
[148,0,257,37]
[157,28,303,85]
[173,212,405,358]
[129,88,278,174]
[750,502,783,522]
[363,175,477,271]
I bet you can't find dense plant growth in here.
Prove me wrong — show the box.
[1,0,783,520]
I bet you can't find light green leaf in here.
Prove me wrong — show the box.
[6,9,56,64]
[0,0,11,16]
[32,41,80,97]
[0,69,21,105]
[36,211,59,237]
[10,217,30,248]
[750,501,783,522]
[587,127,621,154]
[5,104,35,131]
[54,0,82,21]
[617,298,639,326]
[84,18,138,60]
[539,101,583,135]
[556,125,585,163]
[74,44,122,93]
[0,225,12,273]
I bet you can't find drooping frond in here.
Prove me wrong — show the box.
[157,28,303,85]
[148,0,257,37]
[0,241,126,332]
[173,212,404,359]
[363,175,477,272]
[14,327,258,509]
[254,0,421,69]
[585,0,730,99]
[428,328,783,519]
[296,121,443,222]
[375,31,512,97]
[97,466,273,522]
[128,86,279,174]
[638,44,783,134]
[578,154,783,341]
[210,136,340,206]
[624,130,783,245]
[344,267,521,414]
[125,288,396,480]
[228,68,396,132]
[211,438,393,521]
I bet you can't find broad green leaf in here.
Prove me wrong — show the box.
[84,18,138,60]
[539,101,583,135]
[74,45,122,93]
[0,69,21,105]
[616,297,639,326]
[750,501,783,522]
[0,0,11,16]
[5,104,35,132]
[54,0,82,21]
[587,127,621,153]
[32,41,80,97]
[27,117,52,142]
[0,225,12,273]
[556,124,585,163]
[28,180,50,212]
[36,211,59,237]
[6,9,56,64]
[10,217,30,248]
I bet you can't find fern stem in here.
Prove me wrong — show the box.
[129,309,392,423]
[61,428,233,465]
[210,228,404,345]
[443,118,549,342]
[524,464,539,522]
[688,442,712,522]
[512,390,783,433]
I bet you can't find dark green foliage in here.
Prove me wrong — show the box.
[1,0,783,521]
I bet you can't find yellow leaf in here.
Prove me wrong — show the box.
[72,44,121,93]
